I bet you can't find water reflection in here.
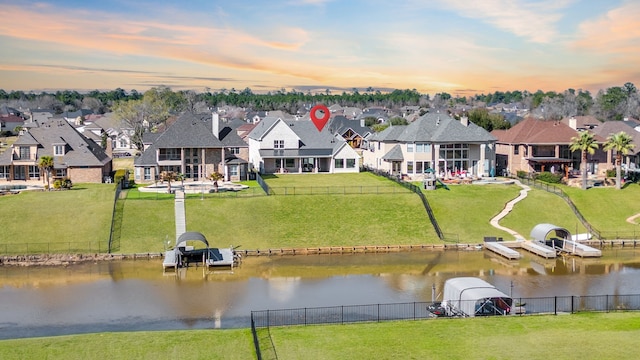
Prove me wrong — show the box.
[1,248,640,339]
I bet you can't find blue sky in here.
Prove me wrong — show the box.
[0,0,638,96]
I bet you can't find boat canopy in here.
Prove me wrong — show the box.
[176,231,209,248]
[530,223,570,242]
[443,277,512,317]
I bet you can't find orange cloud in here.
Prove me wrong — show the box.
[574,2,640,56]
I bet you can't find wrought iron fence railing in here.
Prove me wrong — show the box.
[251,294,640,329]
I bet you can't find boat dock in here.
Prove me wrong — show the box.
[483,241,521,260]
[561,240,602,257]
[521,241,557,259]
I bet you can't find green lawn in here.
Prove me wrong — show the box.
[501,187,591,237]
[5,174,640,254]
[0,184,114,252]
[185,193,439,249]
[2,313,639,360]
[423,184,522,242]
[0,329,254,360]
[269,312,640,360]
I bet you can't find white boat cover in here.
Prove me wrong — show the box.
[443,277,512,317]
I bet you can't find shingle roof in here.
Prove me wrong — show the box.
[492,117,602,144]
[152,112,223,148]
[382,144,404,161]
[248,117,345,152]
[0,118,110,167]
[592,121,640,155]
[370,113,495,143]
[329,115,372,137]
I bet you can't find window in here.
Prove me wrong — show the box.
[144,168,151,180]
[334,158,345,168]
[0,166,8,179]
[29,165,39,178]
[274,140,284,149]
[54,145,65,156]
[159,148,181,161]
[514,145,519,155]
[407,161,413,173]
[346,159,356,168]
[227,147,240,155]
[19,146,30,159]
[229,165,238,177]
[285,158,295,168]
[55,168,66,177]
[407,144,414,153]
[416,144,423,153]
[118,139,127,148]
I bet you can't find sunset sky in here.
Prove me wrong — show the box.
[0,0,638,96]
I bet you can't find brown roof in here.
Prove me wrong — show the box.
[560,115,600,129]
[492,117,604,144]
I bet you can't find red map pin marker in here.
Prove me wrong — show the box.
[310,104,330,132]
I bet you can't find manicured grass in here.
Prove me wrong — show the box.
[2,313,639,360]
[562,184,640,233]
[186,193,440,249]
[501,187,590,237]
[117,188,175,253]
[0,329,254,360]
[269,312,640,360]
[422,184,522,242]
[263,172,400,187]
[0,184,114,251]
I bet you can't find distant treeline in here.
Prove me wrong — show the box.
[1,82,638,121]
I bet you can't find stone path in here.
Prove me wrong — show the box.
[174,190,186,241]
[489,179,530,240]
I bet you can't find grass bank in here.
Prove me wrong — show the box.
[269,312,640,359]
[1,312,639,360]
[0,184,113,251]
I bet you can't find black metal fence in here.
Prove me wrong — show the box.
[251,294,640,329]
[268,185,409,195]
[256,173,273,196]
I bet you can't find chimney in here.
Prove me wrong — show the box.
[461,116,469,127]
[360,119,365,127]
[106,137,113,158]
[212,112,220,138]
[569,117,577,130]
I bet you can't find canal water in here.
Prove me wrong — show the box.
[2,248,640,339]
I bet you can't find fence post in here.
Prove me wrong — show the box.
[606,295,609,313]
[571,296,574,314]
[341,305,344,324]
[554,296,557,315]
[378,304,380,322]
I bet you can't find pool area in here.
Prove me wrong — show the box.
[472,178,516,185]
[0,183,44,192]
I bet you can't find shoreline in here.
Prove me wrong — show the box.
[1,239,638,267]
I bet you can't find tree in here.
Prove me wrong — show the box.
[38,155,54,191]
[159,170,178,194]
[570,131,599,190]
[208,172,223,193]
[603,131,635,190]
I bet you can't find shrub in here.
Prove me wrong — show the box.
[516,170,528,179]
[606,169,616,178]
[534,171,563,184]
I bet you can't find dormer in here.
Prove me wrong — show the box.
[52,138,67,156]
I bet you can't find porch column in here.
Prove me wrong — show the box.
[180,148,185,176]
[555,145,560,158]
[433,144,440,177]
[298,158,302,173]
[314,158,318,173]
[479,143,486,177]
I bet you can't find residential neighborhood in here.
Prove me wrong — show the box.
[1,88,640,188]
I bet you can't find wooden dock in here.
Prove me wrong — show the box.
[483,241,521,260]
[521,241,557,259]
[562,240,602,257]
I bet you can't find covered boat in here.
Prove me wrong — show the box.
[442,277,512,317]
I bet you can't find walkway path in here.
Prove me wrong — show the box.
[489,179,530,240]
[626,213,640,225]
[174,190,186,241]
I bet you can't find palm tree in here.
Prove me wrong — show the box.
[603,131,635,190]
[208,172,223,193]
[569,131,599,190]
[38,155,54,191]
[159,170,177,193]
